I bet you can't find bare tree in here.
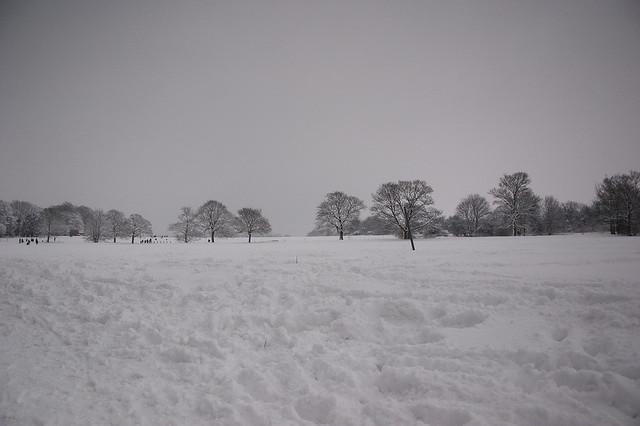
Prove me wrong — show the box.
[41,205,65,242]
[105,209,127,243]
[127,213,153,243]
[541,196,564,235]
[315,191,365,240]
[489,172,540,236]
[371,180,438,250]
[87,209,105,243]
[237,208,271,243]
[455,194,491,236]
[197,200,233,243]
[170,207,201,243]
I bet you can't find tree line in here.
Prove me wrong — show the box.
[1,170,638,247]
[310,170,640,249]
[0,201,152,243]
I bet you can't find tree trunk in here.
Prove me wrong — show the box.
[339,228,344,240]
[628,208,633,236]
[131,234,135,244]
[114,236,116,243]
[248,232,252,243]
[404,207,415,251]
[211,230,215,243]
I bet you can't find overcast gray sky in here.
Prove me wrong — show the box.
[1,0,639,235]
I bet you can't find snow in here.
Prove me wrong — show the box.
[1,234,639,425]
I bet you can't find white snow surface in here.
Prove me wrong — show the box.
[1,234,639,426]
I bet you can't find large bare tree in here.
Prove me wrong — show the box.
[105,209,127,243]
[316,191,365,240]
[455,194,491,236]
[237,208,271,243]
[489,172,540,236]
[371,180,438,250]
[87,209,105,243]
[170,207,200,243]
[127,213,153,243]
[197,200,233,243]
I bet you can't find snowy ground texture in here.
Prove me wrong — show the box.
[1,234,639,426]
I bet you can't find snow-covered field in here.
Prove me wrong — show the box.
[1,234,639,426]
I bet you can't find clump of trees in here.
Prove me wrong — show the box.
[0,200,153,243]
[541,196,563,235]
[2,200,42,238]
[306,170,637,247]
[443,171,636,237]
[445,172,600,237]
[594,171,640,236]
[168,201,272,243]
[309,180,443,250]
